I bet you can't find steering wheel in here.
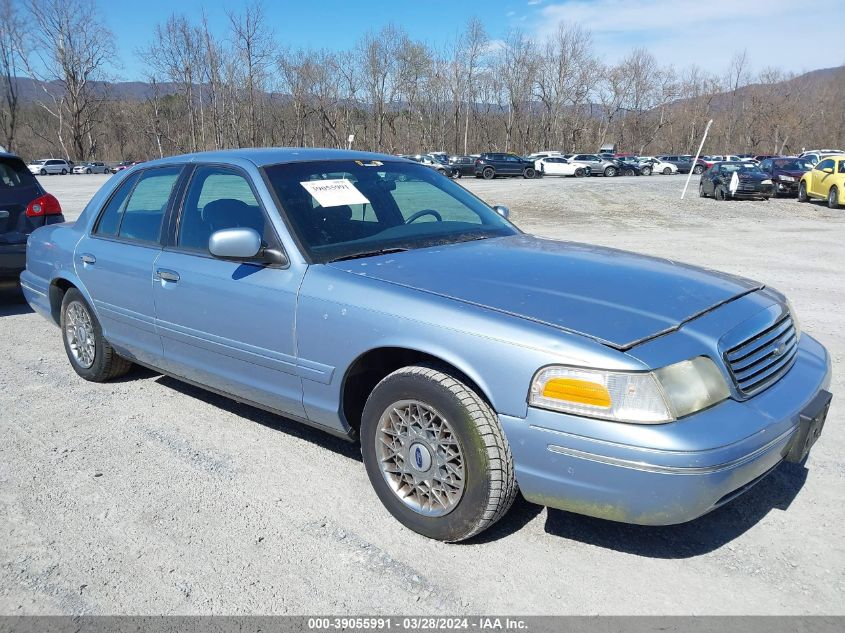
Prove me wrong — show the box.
[404,209,442,224]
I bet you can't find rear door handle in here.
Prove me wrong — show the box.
[156,269,180,283]
[80,253,96,265]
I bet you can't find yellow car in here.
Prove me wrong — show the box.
[799,155,845,208]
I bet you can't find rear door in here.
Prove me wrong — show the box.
[152,164,306,418]
[75,166,183,366]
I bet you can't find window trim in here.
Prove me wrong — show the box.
[90,165,184,247]
[166,162,290,269]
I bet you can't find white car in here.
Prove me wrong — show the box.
[28,159,71,175]
[637,156,678,175]
[536,156,591,177]
[798,150,843,166]
[72,161,110,174]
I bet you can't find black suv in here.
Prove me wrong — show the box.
[474,153,536,179]
[1,151,65,281]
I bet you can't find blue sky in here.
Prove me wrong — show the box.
[102,0,845,81]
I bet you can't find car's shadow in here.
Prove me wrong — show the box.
[0,282,33,317]
[148,371,362,462]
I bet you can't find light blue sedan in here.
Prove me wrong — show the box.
[20,149,832,541]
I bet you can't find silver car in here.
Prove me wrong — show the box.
[73,161,110,175]
[27,159,71,175]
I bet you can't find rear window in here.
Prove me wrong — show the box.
[0,156,39,190]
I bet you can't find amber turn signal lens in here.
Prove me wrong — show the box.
[541,378,612,408]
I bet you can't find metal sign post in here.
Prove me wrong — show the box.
[681,118,714,200]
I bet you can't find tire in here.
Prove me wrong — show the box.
[86,168,92,174]
[798,181,809,202]
[622,169,634,177]
[61,288,133,382]
[523,167,536,179]
[663,167,672,175]
[693,165,704,175]
[699,182,707,198]
[61,169,67,175]
[604,166,617,177]
[829,187,840,209]
[360,364,517,542]
[574,168,586,178]
[482,167,495,180]
[641,166,652,176]
[40,169,46,175]
[715,186,727,201]
[454,171,461,179]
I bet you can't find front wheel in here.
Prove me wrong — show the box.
[40,169,46,175]
[523,167,536,179]
[641,166,652,176]
[361,364,517,542]
[604,166,617,177]
[699,182,707,198]
[663,167,672,175]
[86,168,92,174]
[693,165,704,175]
[715,186,727,201]
[829,187,840,209]
[61,288,133,382]
[482,167,495,180]
[798,181,809,202]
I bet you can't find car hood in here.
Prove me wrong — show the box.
[328,234,763,349]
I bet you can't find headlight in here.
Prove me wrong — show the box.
[529,357,730,424]
[779,175,795,182]
[761,179,773,184]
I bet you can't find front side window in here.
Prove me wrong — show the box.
[112,167,180,243]
[177,166,274,252]
[816,159,835,172]
[264,160,517,263]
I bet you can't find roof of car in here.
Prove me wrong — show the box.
[140,147,407,169]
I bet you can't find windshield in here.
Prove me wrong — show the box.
[718,163,764,174]
[772,159,813,171]
[264,159,518,263]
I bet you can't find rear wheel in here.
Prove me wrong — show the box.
[360,364,517,542]
[61,289,133,382]
[798,181,809,202]
[523,167,536,179]
[693,164,704,175]
[604,166,617,177]
[61,168,67,175]
[829,186,840,209]
[482,167,495,180]
[641,166,652,176]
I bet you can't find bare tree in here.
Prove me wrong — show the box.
[0,0,24,151]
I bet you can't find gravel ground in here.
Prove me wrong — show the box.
[1,171,843,615]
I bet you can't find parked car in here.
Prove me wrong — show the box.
[637,156,678,175]
[759,157,814,197]
[615,158,648,176]
[526,151,562,169]
[699,161,774,200]
[27,158,71,175]
[753,155,776,163]
[1,151,65,281]
[657,155,694,174]
[447,155,476,178]
[401,154,456,178]
[798,155,845,208]
[73,161,110,175]
[20,148,832,542]
[693,155,741,175]
[798,150,843,166]
[535,156,590,177]
[112,161,140,173]
[569,154,619,177]
[473,153,536,179]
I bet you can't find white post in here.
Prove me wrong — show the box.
[681,118,713,200]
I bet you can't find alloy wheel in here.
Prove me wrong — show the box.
[64,301,96,368]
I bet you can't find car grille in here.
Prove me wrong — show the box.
[724,313,798,396]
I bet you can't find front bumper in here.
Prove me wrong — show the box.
[500,335,832,525]
[0,242,27,279]
[773,180,799,194]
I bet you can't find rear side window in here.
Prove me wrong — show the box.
[0,157,38,189]
[118,167,181,243]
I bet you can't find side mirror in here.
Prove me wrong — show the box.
[208,228,288,266]
[493,205,510,219]
[822,167,834,174]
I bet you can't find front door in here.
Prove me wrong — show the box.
[75,166,183,366]
[152,165,306,418]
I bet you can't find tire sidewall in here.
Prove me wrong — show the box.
[798,182,808,202]
[829,187,838,208]
[61,289,110,380]
[523,168,535,179]
[482,167,494,180]
[605,166,617,177]
[360,371,496,542]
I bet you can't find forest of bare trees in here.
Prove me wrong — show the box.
[2,0,844,162]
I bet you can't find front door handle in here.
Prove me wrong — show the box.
[156,269,180,283]
[80,253,96,265]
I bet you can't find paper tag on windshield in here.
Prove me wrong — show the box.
[300,179,370,208]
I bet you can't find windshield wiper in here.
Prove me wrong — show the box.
[328,247,408,262]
